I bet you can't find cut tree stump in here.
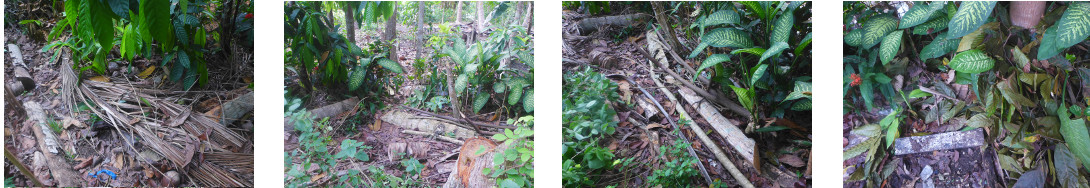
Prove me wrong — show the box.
[25,101,82,186]
[678,87,756,164]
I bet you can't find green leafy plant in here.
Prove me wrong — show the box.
[688,2,812,121]
[562,68,619,187]
[485,116,534,188]
[440,21,534,115]
[647,138,699,187]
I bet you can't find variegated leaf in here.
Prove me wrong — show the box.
[377,58,404,73]
[759,42,789,64]
[698,54,731,72]
[880,31,903,65]
[946,1,996,39]
[863,15,899,48]
[845,29,863,47]
[919,32,961,61]
[771,11,794,44]
[1056,2,1090,49]
[900,2,942,29]
[912,15,949,35]
[948,49,994,73]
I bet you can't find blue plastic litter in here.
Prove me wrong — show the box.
[88,169,117,180]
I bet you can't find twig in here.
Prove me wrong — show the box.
[403,130,465,145]
[645,60,755,188]
[606,74,713,186]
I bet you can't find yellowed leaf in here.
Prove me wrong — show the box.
[137,66,156,79]
[89,76,109,82]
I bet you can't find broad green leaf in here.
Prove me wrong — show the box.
[862,15,899,48]
[908,89,932,98]
[688,28,753,58]
[845,29,863,47]
[90,1,115,49]
[474,94,488,114]
[919,32,960,61]
[771,11,794,44]
[347,66,367,91]
[493,83,506,93]
[844,137,879,160]
[376,58,403,73]
[946,1,996,39]
[731,48,765,56]
[750,64,768,86]
[851,124,882,138]
[174,19,188,45]
[703,9,740,27]
[729,85,755,111]
[997,79,1037,109]
[912,15,949,35]
[1056,2,1090,49]
[784,81,812,101]
[508,85,523,105]
[121,24,134,60]
[1039,25,1064,60]
[947,49,994,73]
[1055,145,1090,188]
[455,74,468,93]
[698,54,731,72]
[791,99,811,111]
[523,89,534,113]
[886,117,899,148]
[759,42,789,64]
[796,32,812,55]
[900,3,941,29]
[879,31,903,65]
[1059,103,1090,172]
[178,51,191,68]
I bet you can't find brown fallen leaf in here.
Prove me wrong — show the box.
[779,154,807,168]
[61,115,85,129]
[646,123,665,130]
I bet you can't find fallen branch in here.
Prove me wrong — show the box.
[7,44,36,93]
[403,130,464,145]
[576,13,652,35]
[607,74,713,186]
[5,147,45,187]
[402,106,516,130]
[640,31,751,118]
[646,60,755,188]
[678,87,756,164]
[26,101,82,187]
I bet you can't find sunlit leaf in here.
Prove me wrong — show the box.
[946,1,996,39]
[879,31,902,65]
[947,49,994,74]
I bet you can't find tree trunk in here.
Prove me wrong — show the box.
[454,1,463,24]
[416,2,425,61]
[383,3,399,62]
[523,2,533,30]
[476,1,485,32]
[576,13,652,35]
[345,6,357,45]
[652,2,686,55]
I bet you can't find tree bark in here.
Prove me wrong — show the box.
[383,3,399,61]
[454,1,463,24]
[476,1,485,31]
[345,5,357,45]
[416,2,425,61]
[523,2,533,30]
[651,2,686,55]
[576,13,652,35]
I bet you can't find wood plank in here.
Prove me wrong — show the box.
[894,128,985,155]
[677,87,755,164]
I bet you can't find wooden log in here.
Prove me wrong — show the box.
[284,97,359,127]
[5,148,45,187]
[576,13,652,35]
[678,87,756,164]
[25,101,82,186]
[219,91,253,125]
[7,44,36,92]
[894,128,985,155]
[403,130,465,145]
